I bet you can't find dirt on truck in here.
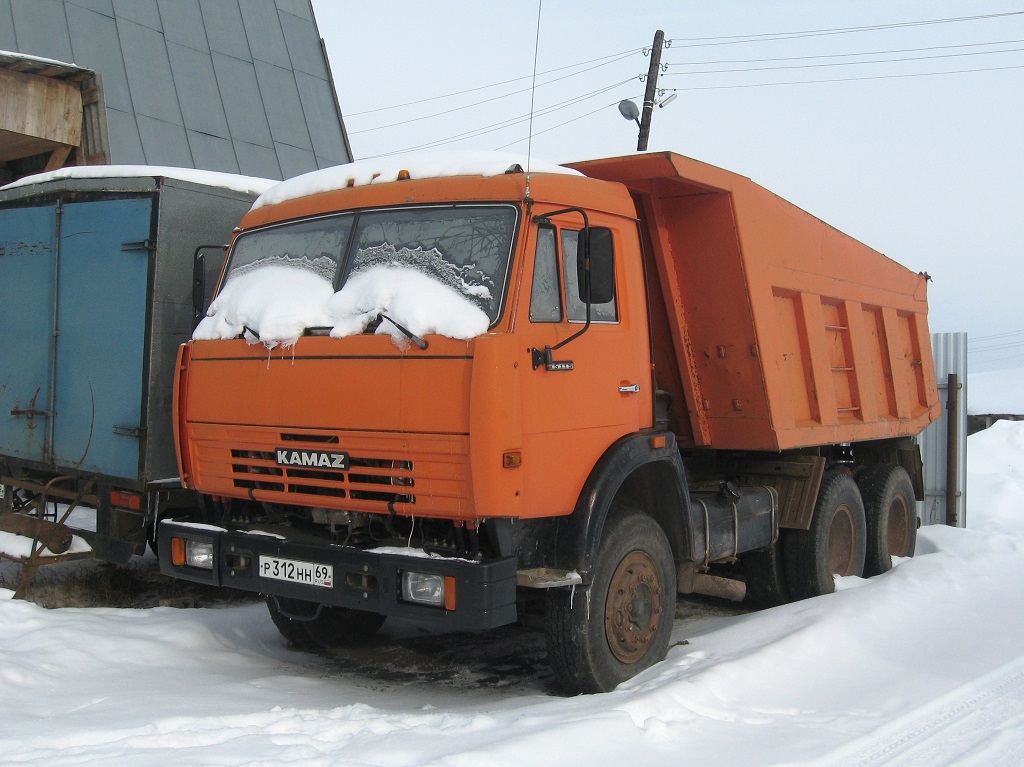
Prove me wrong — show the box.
[159,151,940,694]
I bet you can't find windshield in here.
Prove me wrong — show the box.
[226,214,353,286]
[346,207,515,321]
[198,204,519,348]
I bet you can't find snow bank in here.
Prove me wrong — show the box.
[969,367,1024,414]
[251,149,580,210]
[0,165,276,197]
[3,428,1024,765]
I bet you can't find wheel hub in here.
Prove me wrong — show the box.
[888,496,911,556]
[828,504,857,576]
[605,551,663,664]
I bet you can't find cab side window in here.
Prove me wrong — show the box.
[529,225,562,322]
[562,229,617,323]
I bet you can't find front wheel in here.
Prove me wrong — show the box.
[545,508,676,694]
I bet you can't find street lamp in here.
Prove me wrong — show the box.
[618,99,640,129]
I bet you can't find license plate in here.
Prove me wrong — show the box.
[258,555,333,588]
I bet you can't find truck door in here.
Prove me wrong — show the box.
[0,203,58,464]
[518,222,651,516]
[50,197,151,479]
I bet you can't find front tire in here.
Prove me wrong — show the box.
[784,471,866,600]
[545,508,676,694]
[741,537,790,608]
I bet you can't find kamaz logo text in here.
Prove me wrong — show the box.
[275,449,349,470]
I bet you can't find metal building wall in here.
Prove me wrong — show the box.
[0,0,351,179]
[918,332,968,527]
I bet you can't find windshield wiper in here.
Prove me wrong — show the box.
[378,313,429,350]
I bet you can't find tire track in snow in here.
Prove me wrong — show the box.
[816,656,1024,767]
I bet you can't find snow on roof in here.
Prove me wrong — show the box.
[251,150,582,210]
[0,49,84,71]
[0,165,276,198]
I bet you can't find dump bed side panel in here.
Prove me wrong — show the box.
[571,152,939,451]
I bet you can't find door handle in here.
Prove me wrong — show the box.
[619,384,640,393]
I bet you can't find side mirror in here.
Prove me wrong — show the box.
[192,245,229,327]
[577,227,615,305]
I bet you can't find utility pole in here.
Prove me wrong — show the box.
[637,29,665,152]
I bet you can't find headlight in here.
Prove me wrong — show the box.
[402,571,455,609]
[170,537,214,570]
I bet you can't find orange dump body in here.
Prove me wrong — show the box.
[570,152,940,451]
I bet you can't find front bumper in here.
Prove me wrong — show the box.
[158,520,518,630]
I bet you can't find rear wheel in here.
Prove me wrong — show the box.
[266,596,386,648]
[545,508,676,694]
[741,537,790,608]
[857,464,917,576]
[784,471,866,600]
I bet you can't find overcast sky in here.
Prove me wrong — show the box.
[310,1,1024,372]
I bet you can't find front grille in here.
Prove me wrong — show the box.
[229,449,414,503]
[190,424,471,515]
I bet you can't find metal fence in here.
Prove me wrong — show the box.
[918,332,968,527]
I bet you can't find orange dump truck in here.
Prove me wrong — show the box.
[159,151,939,693]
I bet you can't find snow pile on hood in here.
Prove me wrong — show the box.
[251,149,581,210]
[193,265,337,345]
[194,261,488,348]
[327,264,489,343]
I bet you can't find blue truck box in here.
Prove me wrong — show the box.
[0,169,268,562]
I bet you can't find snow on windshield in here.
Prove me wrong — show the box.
[193,265,336,346]
[194,260,488,348]
[194,203,516,349]
[328,264,489,342]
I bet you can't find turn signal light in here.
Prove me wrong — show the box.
[169,537,214,570]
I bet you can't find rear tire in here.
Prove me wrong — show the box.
[784,471,866,600]
[857,464,917,576]
[545,508,676,694]
[266,596,386,648]
[741,537,790,607]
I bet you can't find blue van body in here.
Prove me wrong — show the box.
[0,172,261,560]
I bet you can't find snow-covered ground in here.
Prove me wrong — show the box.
[3,421,1024,766]
[969,367,1024,415]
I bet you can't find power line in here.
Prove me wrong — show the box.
[365,79,633,157]
[659,63,1024,93]
[666,38,1024,68]
[666,11,1024,48]
[971,341,1024,353]
[347,11,1024,154]
[972,328,1024,342]
[664,44,1024,77]
[346,47,643,117]
[349,51,640,134]
[493,96,641,151]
